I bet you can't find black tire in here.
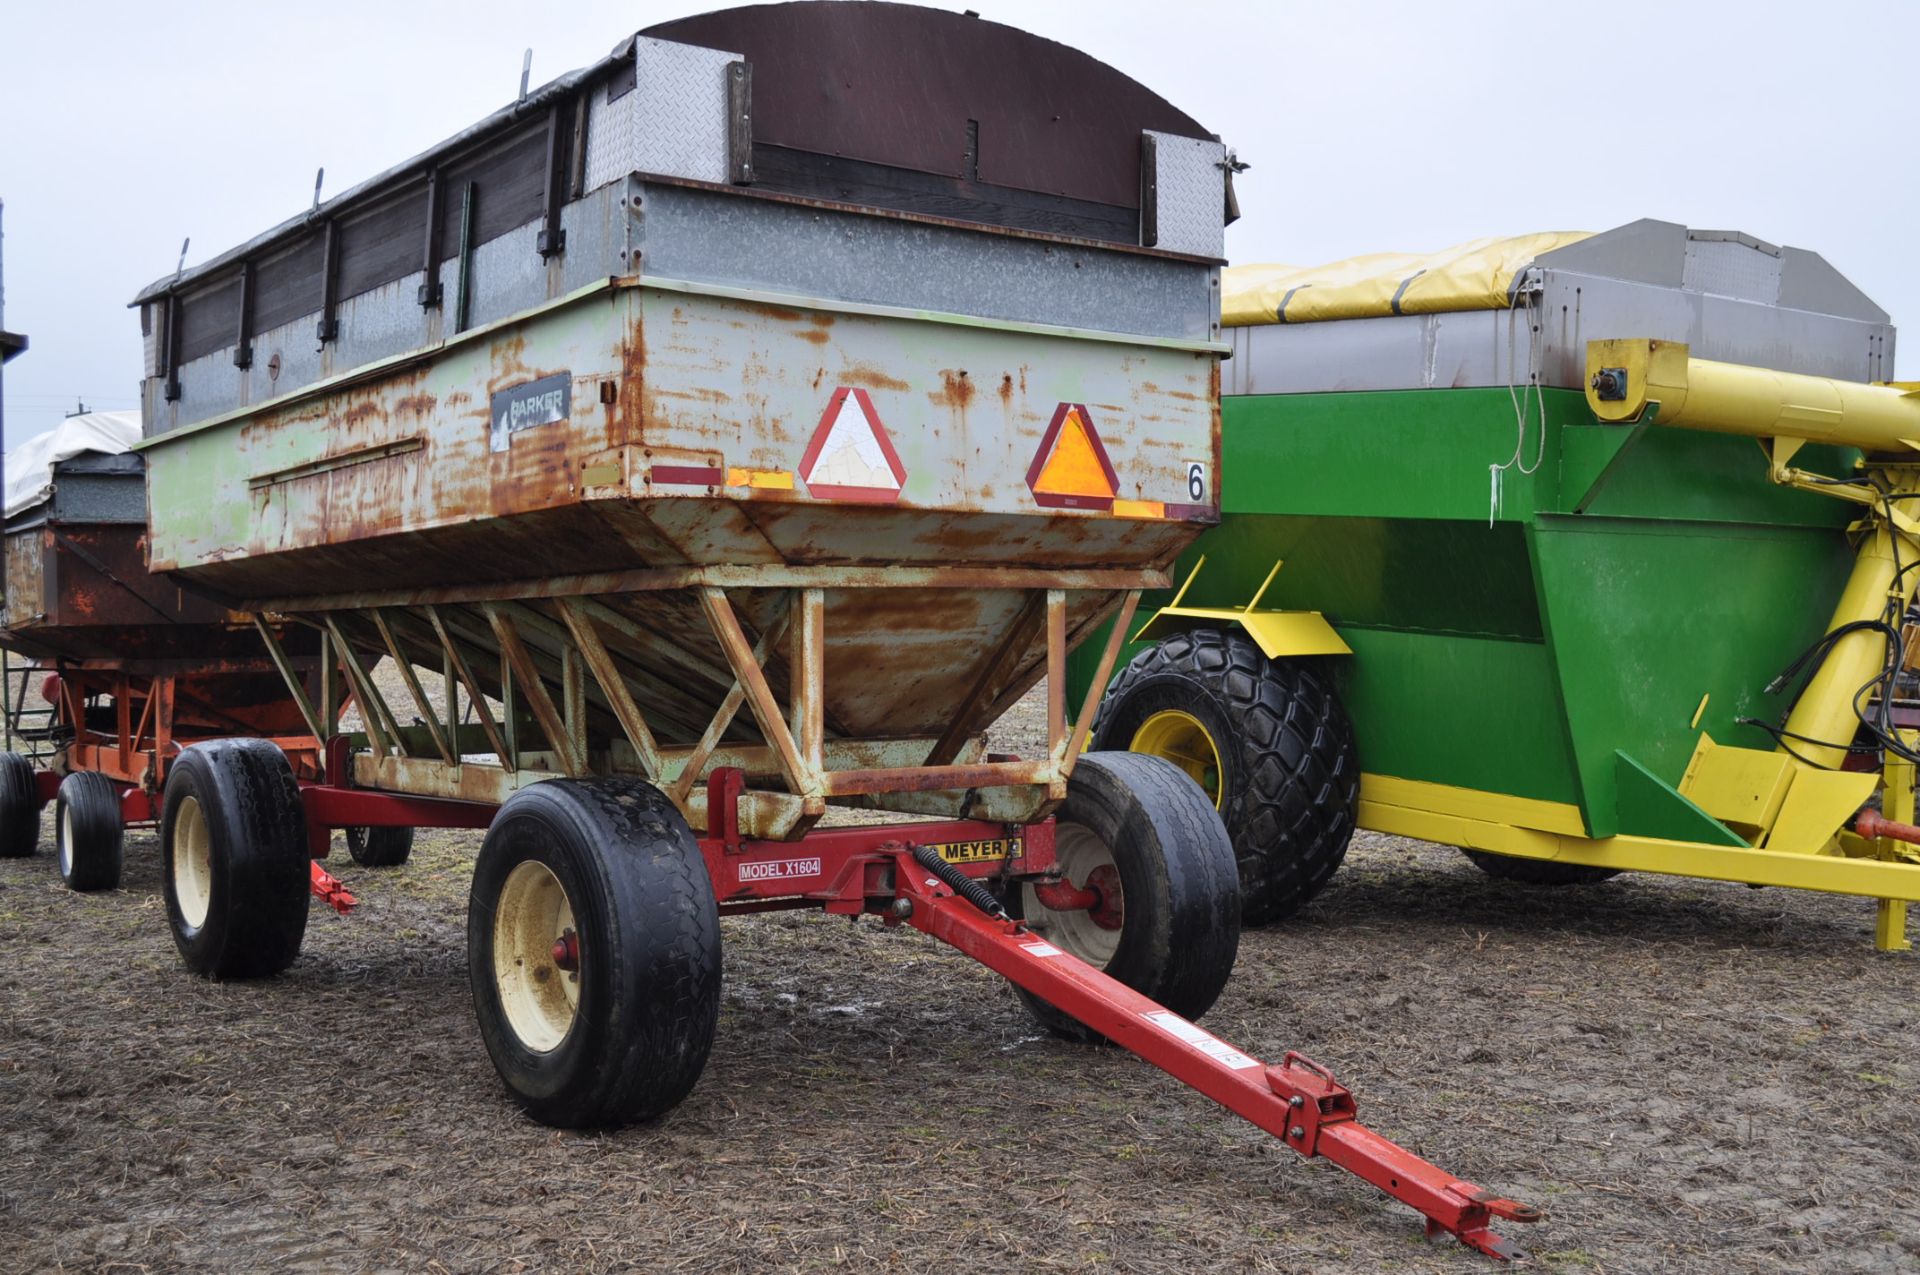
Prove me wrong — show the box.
[468,777,721,1129]
[1459,848,1620,886]
[56,771,123,892]
[0,751,41,858]
[346,824,415,867]
[1005,751,1241,1043]
[1093,629,1359,925]
[160,739,311,979]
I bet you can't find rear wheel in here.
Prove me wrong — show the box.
[160,739,310,979]
[1006,751,1240,1042]
[346,824,414,867]
[56,771,123,892]
[0,752,41,858]
[468,777,721,1129]
[1459,849,1619,886]
[1095,629,1358,924]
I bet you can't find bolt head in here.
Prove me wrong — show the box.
[1289,1125,1305,1140]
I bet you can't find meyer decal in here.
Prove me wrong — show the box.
[489,371,572,452]
[931,836,1023,865]
[737,857,823,883]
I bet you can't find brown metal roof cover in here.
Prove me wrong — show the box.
[644,2,1212,210]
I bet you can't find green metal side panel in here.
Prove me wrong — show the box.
[1330,628,1578,804]
[1070,385,1858,839]
[1528,514,1852,836]
[1613,751,1748,847]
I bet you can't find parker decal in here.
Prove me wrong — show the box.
[490,371,572,451]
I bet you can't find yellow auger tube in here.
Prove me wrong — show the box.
[1780,523,1920,770]
[1585,338,1920,452]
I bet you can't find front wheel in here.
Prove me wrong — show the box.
[56,771,124,892]
[1006,751,1240,1042]
[1094,629,1359,925]
[160,739,310,979]
[0,752,41,858]
[346,824,414,867]
[467,777,721,1129]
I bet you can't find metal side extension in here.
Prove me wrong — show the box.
[892,848,1542,1260]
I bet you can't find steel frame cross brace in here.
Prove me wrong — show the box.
[891,858,1542,1260]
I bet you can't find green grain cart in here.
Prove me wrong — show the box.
[1074,220,1920,948]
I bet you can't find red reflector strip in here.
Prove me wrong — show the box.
[649,465,725,486]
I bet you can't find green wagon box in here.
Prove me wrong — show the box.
[1076,220,1920,947]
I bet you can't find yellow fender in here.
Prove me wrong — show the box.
[1132,558,1351,659]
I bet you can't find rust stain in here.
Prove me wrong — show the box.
[395,392,438,417]
[792,313,834,346]
[339,400,386,429]
[620,318,648,445]
[839,364,911,393]
[932,369,976,411]
[1139,379,1205,404]
[742,300,806,323]
[998,373,1014,406]
[652,386,735,406]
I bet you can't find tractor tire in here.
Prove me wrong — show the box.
[0,751,41,858]
[56,771,123,892]
[346,824,415,867]
[1005,751,1240,1043]
[1093,629,1358,925]
[1459,849,1619,887]
[468,777,721,1129]
[161,739,311,979]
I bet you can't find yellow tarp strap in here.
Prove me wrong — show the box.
[1223,231,1594,328]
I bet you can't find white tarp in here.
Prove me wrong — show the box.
[3,411,141,519]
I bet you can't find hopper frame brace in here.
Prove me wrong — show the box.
[245,568,1149,838]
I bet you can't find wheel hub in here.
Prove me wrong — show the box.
[492,860,581,1052]
[173,795,213,929]
[1128,709,1222,809]
[1020,823,1126,966]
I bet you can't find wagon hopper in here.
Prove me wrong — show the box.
[1077,220,1920,949]
[0,434,339,895]
[128,4,1536,1256]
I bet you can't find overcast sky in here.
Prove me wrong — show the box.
[2,0,1913,445]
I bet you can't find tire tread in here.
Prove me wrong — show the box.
[1095,629,1359,924]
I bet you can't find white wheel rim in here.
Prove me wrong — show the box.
[59,803,73,878]
[174,795,213,929]
[1021,823,1124,967]
[493,860,581,1052]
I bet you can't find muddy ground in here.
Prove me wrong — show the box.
[2,688,1918,1274]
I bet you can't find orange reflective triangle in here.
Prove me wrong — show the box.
[1033,408,1115,498]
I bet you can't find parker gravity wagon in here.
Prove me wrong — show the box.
[0,426,346,896]
[121,4,1536,1257]
[1077,221,1920,948]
